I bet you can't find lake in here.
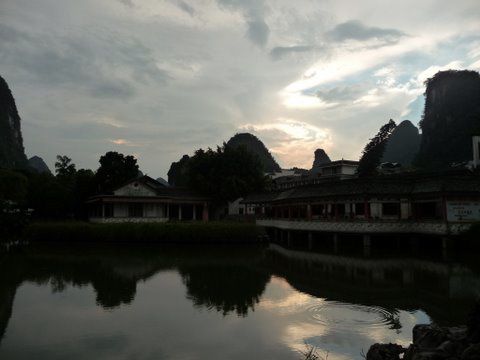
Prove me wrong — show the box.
[0,242,479,360]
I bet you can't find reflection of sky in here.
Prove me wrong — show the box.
[0,271,429,360]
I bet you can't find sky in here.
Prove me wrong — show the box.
[1,0,480,178]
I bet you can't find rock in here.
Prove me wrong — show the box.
[28,155,51,174]
[467,302,480,343]
[461,343,480,359]
[448,327,468,342]
[413,324,449,349]
[366,343,406,360]
[382,120,421,166]
[0,75,28,169]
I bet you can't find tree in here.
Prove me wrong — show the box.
[167,154,190,186]
[55,155,76,181]
[357,119,396,176]
[95,151,139,193]
[185,144,266,203]
[73,169,96,219]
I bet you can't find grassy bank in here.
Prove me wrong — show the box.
[24,221,262,243]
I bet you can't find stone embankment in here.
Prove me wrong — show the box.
[367,305,480,360]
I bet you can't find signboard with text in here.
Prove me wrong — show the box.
[446,202,480,222]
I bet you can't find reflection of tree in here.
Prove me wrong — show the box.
[179,264,269,317]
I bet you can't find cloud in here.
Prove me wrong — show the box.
[239,118,332,168]
[326,20,406,44]
[270,45,314,60]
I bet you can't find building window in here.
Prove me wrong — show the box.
[239,207,244,215]
[128,203,143,218]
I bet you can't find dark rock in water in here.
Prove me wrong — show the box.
[467,301,480,343]
[382,120,421,166]
[366,343,406,360]
[28,156,51,174]
[367,304,480,360]
[462,343,480,359]
[226,133,281,173]
[413,324,449,349]
[0,75,27,169]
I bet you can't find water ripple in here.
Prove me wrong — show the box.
[306,301,401,332]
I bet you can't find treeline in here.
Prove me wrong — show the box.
[0,151,139,226]
[168,143,267,203]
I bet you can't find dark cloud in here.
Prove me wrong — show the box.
[246,18,270,48]
[0,23,168,100]
[326,20,406,43]
[174,0,195,16]
[89,80,136,100]
[116,0,134,8]
[270,45,314,60]
[217,0,270,47]
[316,84,367,103]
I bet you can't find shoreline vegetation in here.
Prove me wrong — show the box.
[22,221,263,243]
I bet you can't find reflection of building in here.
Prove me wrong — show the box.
[87,176,210,223]
[265,244,480,325]
[244,170,480,235]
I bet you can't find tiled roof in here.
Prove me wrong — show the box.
[243,170,480,203]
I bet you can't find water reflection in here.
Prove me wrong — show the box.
[0,243,479,359]
[179,264,269,316]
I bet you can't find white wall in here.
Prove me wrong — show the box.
[114,182,156,197]
[114,204,128,217]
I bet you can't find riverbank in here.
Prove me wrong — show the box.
[23,221,263,243]
[366,303,480,360]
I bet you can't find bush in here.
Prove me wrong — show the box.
[24,221,262,243]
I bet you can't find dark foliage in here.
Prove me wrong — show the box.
[0,170,29,238]
[0,75,27,169]
[184,144,267,203]
[95,151,139,193]
[226,133,281,172]
[416,70,480,168]
[167,154,190,186]
[358,119,397,176]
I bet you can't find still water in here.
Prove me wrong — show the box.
[0,243,479,360]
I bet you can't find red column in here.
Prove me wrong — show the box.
[364,200,370,220]
[202,202,209,222]
[306,204,312,221]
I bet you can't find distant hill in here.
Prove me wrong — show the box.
[226,133,281,173]
[310,148,331,174]
[156,177,169,187]
[382,120,421,166]
[416,70,480,167]
[0,75,27,169]
[28,156,51,174]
